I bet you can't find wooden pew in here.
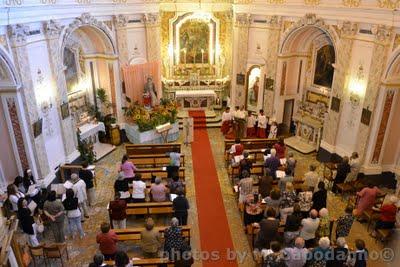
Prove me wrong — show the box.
[125,143,181,157]
[230,163,264,182]
[136,167,185,180]
[224,138,278,151]
[128,154,185,168]
[105,258,174,267]
[108,202,174,223]
[114,226,191,243]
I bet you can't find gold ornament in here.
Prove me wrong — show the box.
[378,0,400,9]
[305,0,320,5]
[343,0,361,7]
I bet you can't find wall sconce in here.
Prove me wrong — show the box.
[36,69,53,114]
[349,64,365,109]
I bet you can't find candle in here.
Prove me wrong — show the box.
[201,49,204,65]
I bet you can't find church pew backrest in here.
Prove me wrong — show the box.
[136,167,185,180]
[113,226,191,243]
[108,201,173,219]
[128,154,185,167]
[105,258,174,267]
[224,138,277,151]
[125,143,181,156]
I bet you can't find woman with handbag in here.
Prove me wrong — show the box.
[63,188,85,239]
[17,198,40,247]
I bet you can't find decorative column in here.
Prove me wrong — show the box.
[8,24,51,179]
[355,25,392,162]
[43,20,79,162]
[320,21,358,150]
[264,16,281,117]
[232,13,251,107]
[144,13,161,62]
[113,15,129,66]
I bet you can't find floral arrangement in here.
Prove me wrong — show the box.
[123,98,178,132]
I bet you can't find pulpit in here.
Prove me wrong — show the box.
[175,90,216,110]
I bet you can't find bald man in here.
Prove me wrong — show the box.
[283,237,308,267]
[300,209,320,248]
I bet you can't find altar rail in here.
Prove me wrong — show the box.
[125,143,181,156]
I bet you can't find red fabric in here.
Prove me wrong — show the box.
[109,200,127,220]
[257,128,266,138]
[234,144,244,156]
[274,143,286,159]
[247,127,256,137]
[380,204,397,222]
[121,61,161,104]
[221,121,231,135]
[189,111,238,267]
[96,230,118,255]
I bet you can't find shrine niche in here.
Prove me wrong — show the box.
[245,65,261,112]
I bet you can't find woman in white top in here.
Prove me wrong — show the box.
[131,174,146,203]
[7,184,25,212]
[70,173,89,220]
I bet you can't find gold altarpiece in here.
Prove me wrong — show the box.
[161,11,232,109]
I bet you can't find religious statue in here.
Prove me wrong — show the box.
[143,77,158,107]
[249,77,259,105]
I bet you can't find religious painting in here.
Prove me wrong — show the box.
[236,73,245,85]
[60,102,70,120]
[179,20,210,64]
[313,45,335,88]
[331,96,341,112]
[306,91,329,107]
[32,118,43,138]
[64,47,79,94]
[246,66,261,112]
[264,77,274,91]
[361,108,372,126]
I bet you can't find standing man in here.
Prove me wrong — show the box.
[71,173,89,220]
[79,162,95,206]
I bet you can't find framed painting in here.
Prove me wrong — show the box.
[33,118,43,138]
[313,45,335,88]
[331,96,341,112]
[61,102,70,120]
[264,76,274,91]
[236,73,245,85]
[361,108,372,126]
[306,91,329,107]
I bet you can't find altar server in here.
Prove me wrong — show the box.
[246,111,256,138]
[235,106,247,139]
[268,120,278,139]
[257,109,267,138]
[221,107,232,135]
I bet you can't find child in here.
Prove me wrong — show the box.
[268,121,278,138]
[246,111,256,138]
[221,107,232,135]
[257,109,267,138]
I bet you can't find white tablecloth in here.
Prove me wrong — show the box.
[175,90,216,98]
[79,122,105,140]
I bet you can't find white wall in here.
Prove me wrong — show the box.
[26,39,66,172]
[126,25,147,64]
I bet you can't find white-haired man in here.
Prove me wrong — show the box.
[283,237,308,267]
[71,173,89,220]
[300,209,320,248]
[264,148,281,180]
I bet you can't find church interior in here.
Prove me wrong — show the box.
[1,0,400,266]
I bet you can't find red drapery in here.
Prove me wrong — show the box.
[121,61,161,104]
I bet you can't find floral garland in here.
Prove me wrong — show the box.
[123,98,178,132]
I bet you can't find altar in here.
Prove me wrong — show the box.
[78,122,115,160]
[285,113,323,154]
[175,90,216,110]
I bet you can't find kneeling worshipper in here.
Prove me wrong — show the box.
[371,196,398,237]
[221,106,232,135]
[354,184,382,217]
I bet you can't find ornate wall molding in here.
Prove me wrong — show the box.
[7,24,29,46]
[143,13,160,26]
[267,0,285,3]
[113,14,129,28]
[266,15,281,28]
[305,0,320,5]
[378,0,400,9]
[235,13,251,27]
[342,0,361,7]
[371,24,393,44]
[338,21,359,37]
[43,19,62,38]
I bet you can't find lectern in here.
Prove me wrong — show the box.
[156,122,173,143]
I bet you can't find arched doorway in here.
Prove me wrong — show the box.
[364,49,400,175]
[60,21,119,125]
[276,19,336,145]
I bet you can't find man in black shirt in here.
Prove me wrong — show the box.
[172,188,189,225]
[79,162,95,206]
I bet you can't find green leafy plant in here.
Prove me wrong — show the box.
[77,132,96,164]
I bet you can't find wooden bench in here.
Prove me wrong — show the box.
[105,258,174,267]
[128,154,185,168]
[108,202,173,223]
[136,167,185,180]
[230,163,264,182]
[114,226,191,243]
[125,143,181,157]
[224,138,278,151]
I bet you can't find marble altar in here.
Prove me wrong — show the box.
[175,90,216,110]
[125,121,180,144]
[78,122,115,160]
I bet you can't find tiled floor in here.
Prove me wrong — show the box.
[19,128,398,266]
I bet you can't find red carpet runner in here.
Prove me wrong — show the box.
[188,110,238,266]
